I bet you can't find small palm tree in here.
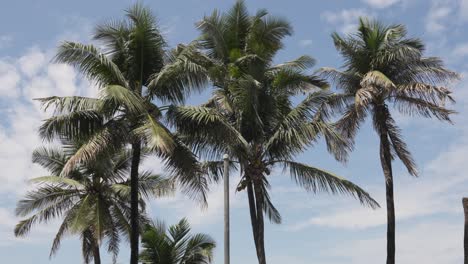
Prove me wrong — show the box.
[14,140,173,264]
[43,4,207,263]
[162,4,379,264]
[139,218,215,264]
[321,18,458,264]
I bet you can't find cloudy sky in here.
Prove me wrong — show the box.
[1,0,468,263]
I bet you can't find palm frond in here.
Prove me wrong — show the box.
[54,41,127,87]
[133,114,175,154]
[281,161,379,208]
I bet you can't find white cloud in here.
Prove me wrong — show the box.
[18,48,47,78]
[0,206,59,247]
[321,8,374,34]
[0,61,20,98]
[425,1,453,34]
[0,48,90,195]
[425,0,468,34]
[361,0,401,9]
[328,220,461,263]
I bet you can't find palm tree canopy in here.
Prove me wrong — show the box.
[14,139,174,262]
[320,18,459,176]
[164,1,379,227]
[39,3,210,203]
[139,218,215,264]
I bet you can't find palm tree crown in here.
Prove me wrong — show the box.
[139,218,215,264]
[14,140,173,264]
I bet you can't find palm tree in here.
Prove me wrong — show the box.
[161,4,379,264]
[14,140,173,264]
[139,218,215,264]
[321,18,458,264]
[42,4,207,263]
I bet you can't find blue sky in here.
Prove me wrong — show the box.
[1,0,468,263]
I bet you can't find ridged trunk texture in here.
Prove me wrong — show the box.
[130,142,141,264]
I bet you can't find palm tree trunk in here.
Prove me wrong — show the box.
[379,130,395,264]
[463,197,468,264]
[247,179,267,264]
[130,142,141,264]
[253,180,267,264]
[247,181,258,241]
[93,244,101,264]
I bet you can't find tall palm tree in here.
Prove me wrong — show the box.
[160,4,379,264]
[139,218,215,264]
[42,4,207,263]
[14,140,173,264]
[321,18,458,264]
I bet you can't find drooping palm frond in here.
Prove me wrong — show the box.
[54,41,127,87]
[147,43,210,103]
[280,161,379,208]
[167,105,249,160]
[39,110,104,141]
[99,85,147,115]
[133,114,175,154]
[60,121,128,176]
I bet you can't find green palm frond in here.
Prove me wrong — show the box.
[133,114,175,154]
[140,218,215,264]
[54,41,127,87]
[32,147,68,175]
[393,95,455,122]
[281,161,379,208]
[99,84,146,115]
[60,122,127,176]
[36,96,103,114]
[270,55,316,72]
[147,44,210,103]
[30,176,84,189]
[39,110,103,141]
[167,105,249,159]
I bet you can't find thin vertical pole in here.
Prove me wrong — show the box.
[223,154,230,264]
[463,198,468,264]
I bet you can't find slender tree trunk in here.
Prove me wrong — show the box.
[379,126,395,264]
[253,180,267,264]
[247,180,258,241]
[130,142,141,264]
[463,198,468,264]
[93,244,101,264]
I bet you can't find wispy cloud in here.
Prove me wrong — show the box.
[321,8,374,34]
[425,1,453,34]
[361,0,402,9]
[328,220,462,263]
